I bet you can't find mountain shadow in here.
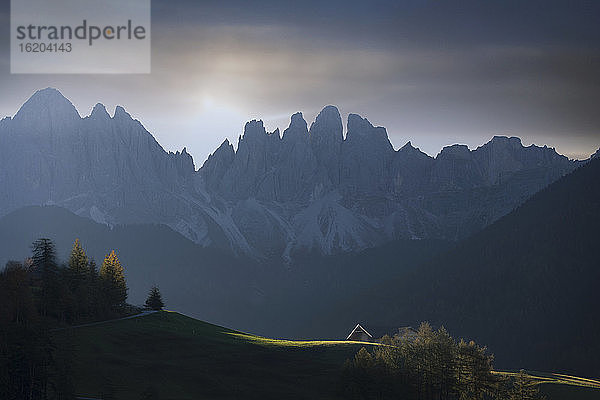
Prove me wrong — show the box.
[324,158,600,376]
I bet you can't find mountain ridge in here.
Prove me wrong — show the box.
[0,88,588,258]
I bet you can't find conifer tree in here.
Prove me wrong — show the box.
[68,239,89,276]
[31,238,57,272]
[88,259,98,277]
[433,326,456,399]
[455,339,497,400]
[509,370,544,400]
[87,258,100,316]
[145,286,165,310]
[354,347,374,370]
[99,250,127,311]
[31,238,60,318]
[344,347,376,399]
[67,239,92,319]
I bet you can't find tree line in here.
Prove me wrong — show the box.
[0,237,141,399]
[340,322,544,400]
[29,238,129,323]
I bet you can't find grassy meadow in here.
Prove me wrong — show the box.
[54,311,375,399]
[53,311,600,399]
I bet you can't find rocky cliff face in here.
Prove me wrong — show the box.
[197,106,579,251]
[0,88,195,228]
[0,88,583,259]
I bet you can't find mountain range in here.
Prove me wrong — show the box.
[2,88,600,375]
[0,88,589,260]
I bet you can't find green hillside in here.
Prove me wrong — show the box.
[53,311,600,400]
[53,311,374,399]
[495,371,600,400]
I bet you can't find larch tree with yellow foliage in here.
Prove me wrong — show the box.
[100,250,128,311]
[68,239,89,276]
[67,239,92,318]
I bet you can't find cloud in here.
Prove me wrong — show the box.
[0,0,598,162]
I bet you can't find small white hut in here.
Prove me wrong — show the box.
[346,324,373,342]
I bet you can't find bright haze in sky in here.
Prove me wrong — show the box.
[0,0,599,164]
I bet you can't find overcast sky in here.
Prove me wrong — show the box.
[0,0,599,163]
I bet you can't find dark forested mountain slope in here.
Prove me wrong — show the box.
[329,158,600,376]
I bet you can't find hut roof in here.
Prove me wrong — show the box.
[346,323,373,340]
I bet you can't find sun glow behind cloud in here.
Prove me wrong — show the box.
[0,0,598,163]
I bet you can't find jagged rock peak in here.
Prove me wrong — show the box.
[213,139,235,158]
[180,147,194,166]
[485,135,523,148]
[283,112,308,143]
[317,105,341,119]
[398,141,429,157]
[290,112,306,128]
[290,111,306,126]
[172,146,190,156]
[14,87,80,120]
[592,148,600,159]
[26,87,69,103]
[346,114,392,151]
[268,128,281,137]
[201,139,235,170]
[438,144,471,159]
[347,113,374,133]
[396,141,434,165]
[113,105,132,120]
[242,119,267,140]
[399,141,417,151]
[90,103,110,119]
[309,105,343,143]
[170,146,196,172]
[219,138,233,149]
